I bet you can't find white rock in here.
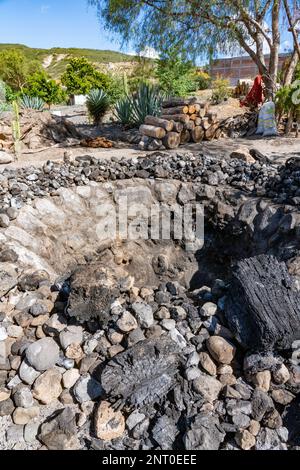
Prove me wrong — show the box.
[73,375,103,403]
[132,302,154,328]
[62,368,80,389]
[0,327,8,341]
[33,368,62,404]
[0,151,13,164]
[25,337,60,371]
[200,302,218,317]
[59,326,83,350]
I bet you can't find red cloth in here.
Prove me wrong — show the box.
[240,75,264,108]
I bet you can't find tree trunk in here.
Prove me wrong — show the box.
[284,49,299,86]
[191,126,205,143]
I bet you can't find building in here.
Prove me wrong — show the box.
[211,53,290,85]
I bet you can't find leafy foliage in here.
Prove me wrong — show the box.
[211,77,231,104]
[19,94,45,111]
[128,57,156,92]
[24,70,66,108]
[86,88,110,124]
[195,70,212,90]
[61,57,111,95]
[0,49,40,91]
[156,46,196,97]
[276,83,300,115]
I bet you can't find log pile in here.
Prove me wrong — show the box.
[138,97,222,151]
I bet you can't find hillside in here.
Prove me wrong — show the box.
[0,43,139,78]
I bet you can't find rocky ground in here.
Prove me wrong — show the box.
[0,148,300,451]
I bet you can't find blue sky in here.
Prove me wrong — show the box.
[0,0,128,51]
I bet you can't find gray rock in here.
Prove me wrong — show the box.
[226,399,252,416]
[184,413,225,450]
[132,302,154,328]
[0,213,10,228]
[13,386,34,408]
[73,375,103,403]
[251,389,274,421]
[39,407,80,450]
[126,410,146,431]
[255,428,286,450]
[24,421,40,444]
[59,325,83,349]
[0,397,14,416]
[25,337,60,371]
[18,360,40,385]
[232,413,251,429]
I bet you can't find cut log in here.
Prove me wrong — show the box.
[145,116,174,132]
[161,114,190,124]
[180,129,191,144]
[194,104,201,112]
[162,132,180,149]
[173,121,184,133]
[205,123,219,140]
[198,101,210,117]
[191,126,205,143]
[139,125,166,139]
[162,98,190,108]
[207,112,218,124]
[185,120,195,131]
[189,114,198,121]
[162,106,189,115]
[225,255,300,351]
[202,117,211,130]
[188,105,196,114]
[195,117,202,126]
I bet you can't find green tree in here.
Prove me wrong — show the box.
[89,0,300,96]
[61,57,110,95]
[25,71,66,108]
[156,46,196,97]
[0,49,39,91]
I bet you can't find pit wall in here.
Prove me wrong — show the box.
[1,178,300,298]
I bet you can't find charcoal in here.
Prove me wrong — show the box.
[101,337,181,408]
[225,255,300,351]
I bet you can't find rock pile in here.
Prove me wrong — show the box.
[0,261,299,450]
[0,150,285,214]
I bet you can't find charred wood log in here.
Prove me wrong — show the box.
[225,255,300,351]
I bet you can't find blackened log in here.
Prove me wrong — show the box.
[225,255,300,351]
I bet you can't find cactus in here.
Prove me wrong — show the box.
[20,94,45,111]
[12,101,21,161]
[86,89,109,125]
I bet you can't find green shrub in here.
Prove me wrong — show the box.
[195,71,212,90]
[25,70,66,108]
[86,88,110,125]
[106,75,126,104]
[211,77,230,104]
[20,94,45,111]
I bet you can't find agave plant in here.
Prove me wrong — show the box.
[114,96,133,126]
[86,89,110,125]
[130,83,164,126]
[19,94,45,111]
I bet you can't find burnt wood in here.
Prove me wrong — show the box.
[225,255,300,351]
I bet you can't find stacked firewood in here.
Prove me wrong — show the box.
[138,97,222,151]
